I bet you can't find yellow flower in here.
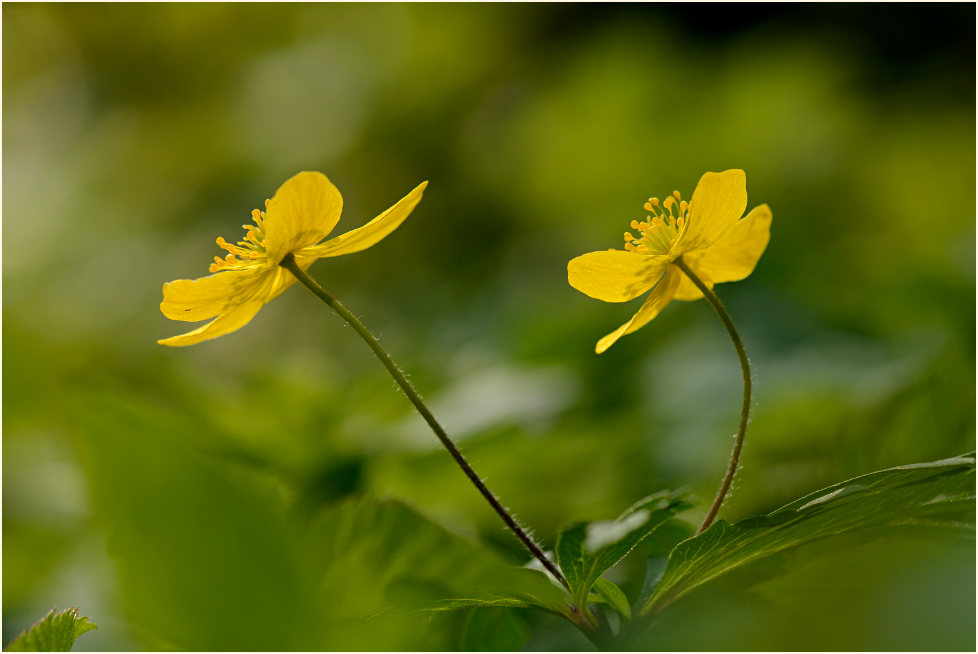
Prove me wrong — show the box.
[568,169,771,353]
[159,171,427,346]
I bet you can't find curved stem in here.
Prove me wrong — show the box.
[673,257,752,535]
[280,254,569,589]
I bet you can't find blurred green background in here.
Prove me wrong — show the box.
[3,3,974,650]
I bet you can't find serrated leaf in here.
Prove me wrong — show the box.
[6,608,97,652]
[556,490,690,608]
[589,577,631,619]
[641,454,976,616]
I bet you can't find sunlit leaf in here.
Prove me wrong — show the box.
[641,454,976,616]
[6,608,96,652]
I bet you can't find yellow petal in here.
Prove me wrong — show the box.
[595,267,681,353]
[680,169,748,252]
[299,181,428,259]
[568,250,670,303]
[672,272,711,301]
[261,267,295,302]
[263,172,343,264]
[681,203,772,284]
[263,258,317,303]
[160,269,266,322]
[157,299,266,347]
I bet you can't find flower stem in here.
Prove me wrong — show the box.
[673,257,752,535]
[280,254,569,589]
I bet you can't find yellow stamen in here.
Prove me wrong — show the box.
[621,189,689,255]
[209,203,271,273]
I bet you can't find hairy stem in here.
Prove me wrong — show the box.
[673,257,752,534]
[281,254,568,589]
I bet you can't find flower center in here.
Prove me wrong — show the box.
[209,202,270,273]
[623,190,689,256]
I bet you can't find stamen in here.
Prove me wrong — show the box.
[621,188,690,255]
[209,206,270,273]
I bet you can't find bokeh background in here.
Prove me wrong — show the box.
[3,3,974,651]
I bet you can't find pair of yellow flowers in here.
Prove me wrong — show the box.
[159,170,771,352]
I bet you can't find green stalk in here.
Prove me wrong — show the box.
[280,254,569,589]
[673,257,752,534]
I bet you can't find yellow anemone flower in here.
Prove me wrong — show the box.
[159,171,427,346]
[568,169,771,354]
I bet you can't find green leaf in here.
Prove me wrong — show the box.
[641,454,976,616]
[304,497,570,649]
[426,596,562,612]
[556,490,690,608]
[588,577,631,619]
[6,608,97,652]
[305,497,570,624]
[459,607,531,651]
[76,395,567,650]
[75,396,324,650]
[635,555,668,612]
